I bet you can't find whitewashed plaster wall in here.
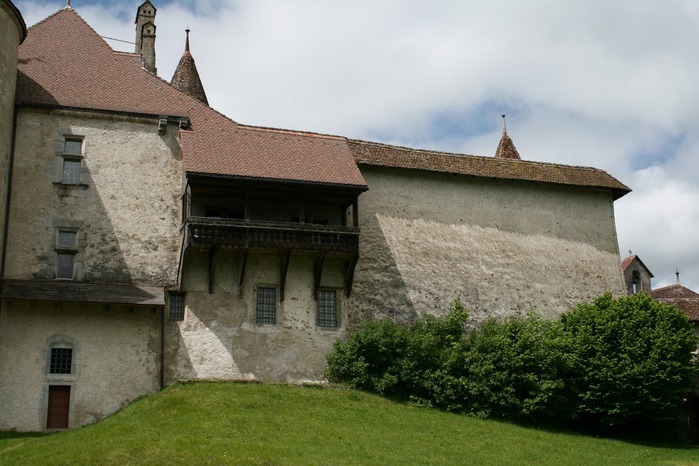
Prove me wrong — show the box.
[351,166,626,325]
[5,109,182,285]
[165,248,347,383]
[0,301,160,431]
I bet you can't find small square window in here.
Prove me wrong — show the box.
[256,287,276,325]
[56,252,75,279]
[50,348,72,374]
[318,290,338,328]
[169,293,185,321]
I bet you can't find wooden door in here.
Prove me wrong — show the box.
[47,385,70,428]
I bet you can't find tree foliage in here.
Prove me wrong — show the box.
[327,293,698,434]
[561,292,698,428]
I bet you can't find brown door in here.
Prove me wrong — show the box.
[47,385,70,428]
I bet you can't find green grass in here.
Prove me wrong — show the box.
[0,382,697,465]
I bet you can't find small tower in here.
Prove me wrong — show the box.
[135,1,157,74]
[171,29,209,105]
[495,115,521,160]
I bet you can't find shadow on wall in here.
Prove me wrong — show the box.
[351,212,418,326]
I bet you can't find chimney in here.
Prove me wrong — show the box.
[135,1,157,74]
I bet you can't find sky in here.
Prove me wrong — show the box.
[14,0,699,292]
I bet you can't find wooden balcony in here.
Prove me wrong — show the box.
[185,217,359,255]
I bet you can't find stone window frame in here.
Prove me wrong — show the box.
[54,133,89,188]
[44,335,79,382]
[255,285,278,325]
[317,289,339,328]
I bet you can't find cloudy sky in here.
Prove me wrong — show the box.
[15,0,699,291]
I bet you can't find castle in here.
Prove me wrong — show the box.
[0,1,630,431]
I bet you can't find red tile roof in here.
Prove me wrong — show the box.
[620,254,654,276]
[16,8,367,189]
[16,7,631,196]
[651,284,699,321]
[495,132,521,160]
[348,139,631,199]
[170,29,208,105]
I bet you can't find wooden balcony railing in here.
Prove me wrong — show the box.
[185,217,359,254]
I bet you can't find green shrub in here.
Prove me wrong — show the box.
[454,314,576,420]
[561,293,698,429]
[326,299,468,401]
[326,318,408,396]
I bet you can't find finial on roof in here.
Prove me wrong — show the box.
[185,28,190,53]
[676,268,681,285]
[65,0,72,8]
[628,249,633,256]
[495,114,521,160]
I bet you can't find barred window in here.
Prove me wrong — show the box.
[256,287,276,325]
[317,290,338,328]
[169,293,185,321]
[50,348,73,374]
[57,230,77,248]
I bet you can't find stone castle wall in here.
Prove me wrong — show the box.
[164,248,348,383]
[351,166,626,324]
[0,0,24,274]
[0,301,160,431]
[5,109,182,286]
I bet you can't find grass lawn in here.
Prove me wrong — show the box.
[0,382,697,465]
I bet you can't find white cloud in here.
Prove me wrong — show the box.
[15,0,699,292]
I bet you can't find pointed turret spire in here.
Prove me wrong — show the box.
[495,114,521,160]
[171,28,209,105]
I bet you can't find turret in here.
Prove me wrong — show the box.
[135,1,157,74]
[171,29,209,105]
[495,114,521,160]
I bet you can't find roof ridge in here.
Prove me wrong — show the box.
[349,137,624,175]
[237,124,346,141]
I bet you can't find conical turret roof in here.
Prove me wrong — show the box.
[171,29,208,105]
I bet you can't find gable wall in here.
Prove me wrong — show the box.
[6,109,182,286]
[351,166,626,324]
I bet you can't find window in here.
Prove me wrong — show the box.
[317,290,338,328]
[56,229,78,280]
[256,287,276,324]
[49,348,73,374]
[61,137,83,185]
[169,293,185,321]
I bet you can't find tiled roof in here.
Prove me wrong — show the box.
[348,139,631,199]
[171,30,208,105]
[16,8,367,189]
[17,8,631,195]
[620,254,654,276]
[651,284,699,321]
[181,124,367,187]
[495,132,520,160]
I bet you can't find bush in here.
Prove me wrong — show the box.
[326,299,468,401]
[453,314,576,420]
[561,293,698,429]
[326,318,408,396]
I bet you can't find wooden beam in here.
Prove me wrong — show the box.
[237,249,248,295]
[352,198,359,227]
[279,250,291,302]
[313,254,325,300]
[208,245,219,294]
[344,255,359,297]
